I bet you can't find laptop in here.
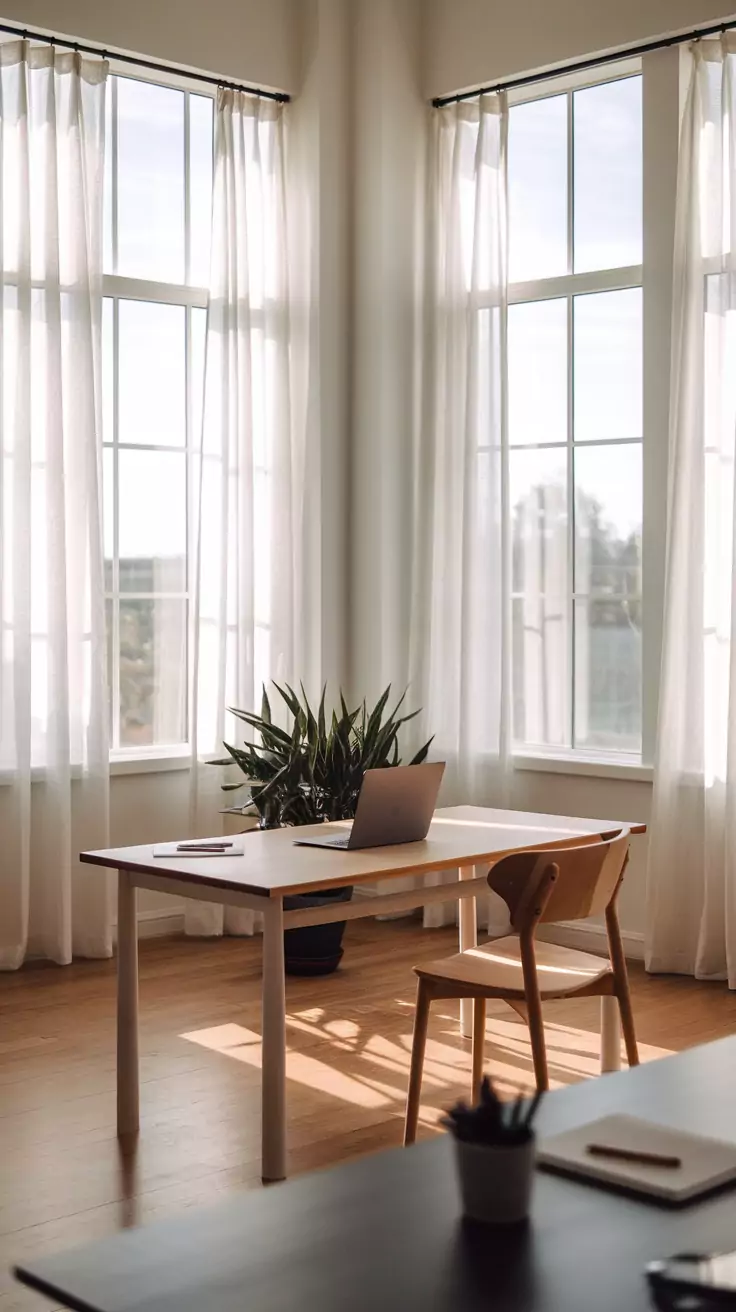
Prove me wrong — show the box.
[293,762,446,851]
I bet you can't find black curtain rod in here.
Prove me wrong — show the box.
[432,16,736,107]
[0,19,290,101]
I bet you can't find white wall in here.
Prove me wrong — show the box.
[424,0,736,99]
[350,0,425,701]
[0,0,299,91]
[293,0,353,691]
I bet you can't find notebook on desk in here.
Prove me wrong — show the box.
[538,1114,736,1204]
[152,840,246,859]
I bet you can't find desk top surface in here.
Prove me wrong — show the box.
[80,805,646,898]
[15,1037,735,1312]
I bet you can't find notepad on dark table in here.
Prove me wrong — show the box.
[538,1114,736,1203]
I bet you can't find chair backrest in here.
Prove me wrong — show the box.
[487,829,630,934]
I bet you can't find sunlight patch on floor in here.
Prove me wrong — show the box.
[181,1023,395,1109]
[180,1006,674,1112]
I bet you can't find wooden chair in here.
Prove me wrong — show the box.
[404,829,638,1145]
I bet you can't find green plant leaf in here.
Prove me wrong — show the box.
[409,737,434,765]
[273,681,302,720]
[228,706,293,749]
[260,685,272,723]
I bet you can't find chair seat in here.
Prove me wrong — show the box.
[415,936,613,999]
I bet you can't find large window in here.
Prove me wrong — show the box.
[102,75,213,752]
[507,73,643,755]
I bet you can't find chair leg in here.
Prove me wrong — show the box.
[520,933,549,1092]
[404,978,432,1146]
[618,988,639,1068]
[606,905,640,1068]
[527,994,549,1092]
[471,997,486,1104]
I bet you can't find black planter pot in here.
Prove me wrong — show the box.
[283,885,354,976]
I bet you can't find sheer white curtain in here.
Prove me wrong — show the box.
[646,35,736,985]
[186,90,301,937]
[0,43,111,969]
[410,94,511,928]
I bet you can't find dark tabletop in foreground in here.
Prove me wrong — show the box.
[15,1036,736,1312]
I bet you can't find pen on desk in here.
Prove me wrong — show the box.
[177,842,232,852]
[586,1144,682,1169]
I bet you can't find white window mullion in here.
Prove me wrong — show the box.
[567,292,576,750]
[111,75,119,276]
[640,48,680,766]
[111,296,121,753]
[566,86,576,750]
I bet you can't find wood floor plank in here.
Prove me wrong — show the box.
[2,919,736,1311]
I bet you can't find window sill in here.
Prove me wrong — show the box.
[0,749,221,784]
[110,748,193,776]
[512,751,653,783]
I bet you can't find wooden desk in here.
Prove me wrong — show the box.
[15,1038,735,1312]
[81,805,645,1182]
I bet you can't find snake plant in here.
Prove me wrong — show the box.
[212,683,433,829]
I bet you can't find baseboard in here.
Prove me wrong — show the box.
[132,908,186,939]
[540,920,645,961]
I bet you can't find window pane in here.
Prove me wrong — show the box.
[513,595,569,747]
[508,299,567,445]
[102,298,114,444]
[192,306,207,444]
[510,448,567,596]
[103,81,113,274]
[117,77,185,282]
[105,598,114,737]
[574,76,642,274]
[575,444,642,596]
[119,598,187,746]
[508,95,567,282]
[574,597,641,752]
[118,449,186,592]
[511,448,570,747]
[103,446,114,592]
[189,94,213,286]
[118,301,186,447]
[574,288,642,441]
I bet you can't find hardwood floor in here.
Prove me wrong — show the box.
[2,918,735,1312]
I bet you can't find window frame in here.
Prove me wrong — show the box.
[481,62,649,767]
[500,50,680,776]
[103,63,214,762]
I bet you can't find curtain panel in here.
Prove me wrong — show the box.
[0,43,111,968]
[646,35,736,985]
[186,90,302,937]
[407,94,511,930]
[411,93,510,811]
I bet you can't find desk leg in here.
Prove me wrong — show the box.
[600,996,622,1073]
[117,871,139,1137]
[261,897,287,1183]
[458,865,478,1039]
